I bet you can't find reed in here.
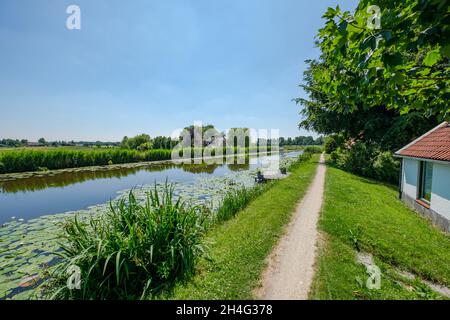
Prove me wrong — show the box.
[45,184,208,300]
[0,147,274,174]
[215,185,268,224]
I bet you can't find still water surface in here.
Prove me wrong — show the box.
[0,152,302,224]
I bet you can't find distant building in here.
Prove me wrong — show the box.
[27,142,42,147]
[395,122,450,232]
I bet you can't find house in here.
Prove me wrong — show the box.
[27,142,42,147]
[395,122,450,232]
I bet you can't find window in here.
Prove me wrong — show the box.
[418,161,433,202]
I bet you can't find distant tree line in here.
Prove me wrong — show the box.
[0,139,29,147]
[279,136,324,146]
[257,136,324,147]
[120,134,179,151]
[0,138,120,148]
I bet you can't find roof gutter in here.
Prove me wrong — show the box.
[394,154,450,166]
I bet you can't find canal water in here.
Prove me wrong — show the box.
[0,151,302,299]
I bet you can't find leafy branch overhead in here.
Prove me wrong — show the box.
[298,0,449,149]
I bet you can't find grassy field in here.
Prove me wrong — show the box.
[311,167,450,300]
[164,154,320,299]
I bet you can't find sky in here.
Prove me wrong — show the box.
[0,0,358,142]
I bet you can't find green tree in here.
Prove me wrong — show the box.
[121,134,151,150]
[297,0,449,151]
[38,138,47,146]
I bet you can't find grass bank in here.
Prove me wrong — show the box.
[311,167,450,300]
[165,154,320,299]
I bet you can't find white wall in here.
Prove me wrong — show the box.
[402,158,419,200]
[430,162,450,219]
[402,158,450,219]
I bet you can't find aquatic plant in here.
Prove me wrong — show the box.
[45,185,208,300]
[0,149,172,174]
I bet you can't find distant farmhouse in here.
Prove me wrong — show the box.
[26,142,42,147]
[395,122,450,232]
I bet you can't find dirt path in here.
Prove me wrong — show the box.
[257,153,326,300]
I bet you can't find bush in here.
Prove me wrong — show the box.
[372,151,400,184]
[46,185,208,299]
[324,134,345,154]
[303,145,323,154]
[328,142,400,184]
[341,141,374,178]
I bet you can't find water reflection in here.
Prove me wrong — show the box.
[0,155,262,223]
[0,156,252,194]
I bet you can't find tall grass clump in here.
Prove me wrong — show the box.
[46,185,208,300]
[215,185,267,224]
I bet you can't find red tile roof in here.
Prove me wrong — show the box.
[396,122,450,162]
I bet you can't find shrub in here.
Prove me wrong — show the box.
[372,151,400,184]
[328,142,400,184]
[46,185,208,299]
[342,141,375,178]
[324,134,345,154]
[329,149,342,166]
[303,145,323,154]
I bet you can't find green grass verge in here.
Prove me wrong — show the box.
[311,167,450,300]
[163,154,321,299]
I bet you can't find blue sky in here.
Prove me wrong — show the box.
[0,0,358,141]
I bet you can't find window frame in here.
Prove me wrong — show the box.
[418,160,433,204]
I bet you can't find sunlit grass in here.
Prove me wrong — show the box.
[311,167,450,300]
[166,154,320,299]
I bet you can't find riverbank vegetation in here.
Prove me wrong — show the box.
[214,185,267,224]
[310,167,450,300]
[43,150,320,299]
[0,149,173,174]
[46,185,208,299]
[167,153,320,299]
[0,146,279,174]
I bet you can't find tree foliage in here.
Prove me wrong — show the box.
[120,134,151,150]
[298,0,449,151]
